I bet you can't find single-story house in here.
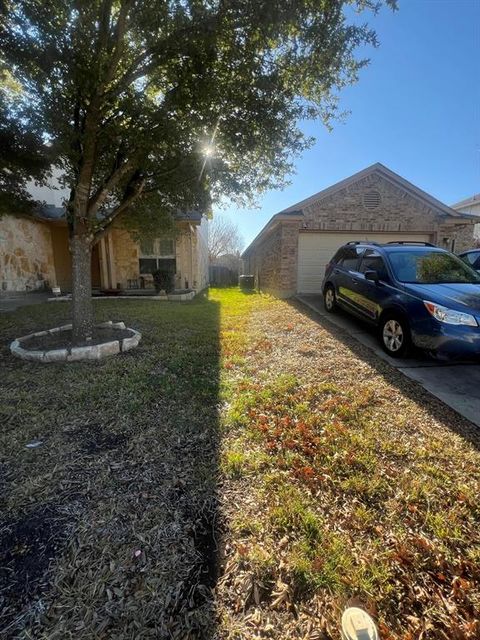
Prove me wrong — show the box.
[452,193,480,239]
[242,163,476,297]
[0,207,209,294]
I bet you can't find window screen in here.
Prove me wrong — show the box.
[140,238,155,255]
[158,238,175,256]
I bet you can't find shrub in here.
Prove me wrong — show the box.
[153,269,175,293]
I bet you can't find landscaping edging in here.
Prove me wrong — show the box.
[10,321,142,362]
[48,290,196,302]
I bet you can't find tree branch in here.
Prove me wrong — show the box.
[92,175,146,241]
[104,0,133,87]
[87,154,136,216]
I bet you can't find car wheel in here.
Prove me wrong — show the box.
[380,313,410,357]
[324,285,337,313]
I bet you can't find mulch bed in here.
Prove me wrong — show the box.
[22,327,133,350]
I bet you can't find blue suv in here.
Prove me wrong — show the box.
[322,241,480,359]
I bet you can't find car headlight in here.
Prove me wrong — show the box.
[424,301,478,326]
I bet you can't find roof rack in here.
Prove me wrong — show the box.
[345,240,381,246]
[386,241,435,247]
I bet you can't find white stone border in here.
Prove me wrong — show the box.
[48,290,196,302]
[10,321,142,362]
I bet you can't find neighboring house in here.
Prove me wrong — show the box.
[451,194,480,239]
[0,183,209,294]
[242,163,475,297]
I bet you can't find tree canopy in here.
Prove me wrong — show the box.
[0,0,395,339]
[1,0,395,230]
[0,68,51,214]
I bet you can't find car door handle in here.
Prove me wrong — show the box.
[351,278,358,284]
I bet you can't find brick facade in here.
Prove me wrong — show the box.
[242,166,475,297]
[303,173,438,233]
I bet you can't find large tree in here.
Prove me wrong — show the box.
[0,0,395,341]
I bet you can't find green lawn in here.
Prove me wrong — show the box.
[0,292,223,639]
[1,289,479,639]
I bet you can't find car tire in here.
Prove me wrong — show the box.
[324,285,337,313]
[379,313,411,358]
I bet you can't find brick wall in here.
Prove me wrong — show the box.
[437,223,475,253]
[303,173,439,233]
[245,224,284,295]
[245,171,474,297]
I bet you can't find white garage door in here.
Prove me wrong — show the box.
[297,232,432,294]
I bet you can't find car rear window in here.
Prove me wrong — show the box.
[330,248,345,264]
[338,246,364,270]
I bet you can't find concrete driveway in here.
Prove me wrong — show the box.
[297,294,480,428]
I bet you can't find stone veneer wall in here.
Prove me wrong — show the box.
[0,215,56,292]
[111,228,139,288]
[175,225,193,289]
[194,217,209,291]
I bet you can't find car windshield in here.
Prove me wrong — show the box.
[388,250,480,284]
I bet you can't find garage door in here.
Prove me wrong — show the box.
[297,232,432,294]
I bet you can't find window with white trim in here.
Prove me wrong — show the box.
[139,237,176,274]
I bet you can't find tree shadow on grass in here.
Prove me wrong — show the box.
[0,296,222,639]
[288,297,480,453]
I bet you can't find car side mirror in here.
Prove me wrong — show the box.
[364,270,379,283]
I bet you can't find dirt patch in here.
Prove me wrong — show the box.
[0,504,70,637]
[22,327,134,350]
[81,428,128,454]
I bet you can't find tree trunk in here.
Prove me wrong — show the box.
[71,233,94,343]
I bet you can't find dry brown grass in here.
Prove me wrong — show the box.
[1,289,479,639]
[217,294,480,640]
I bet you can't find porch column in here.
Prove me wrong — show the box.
[99,238,109,289]
[189,224,195,289]
[107,232,117,289]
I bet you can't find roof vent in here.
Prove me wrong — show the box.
[363,190,381,210]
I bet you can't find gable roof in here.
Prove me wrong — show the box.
[242,211,303,257]
[451,193,480,209]
[242,163,473,258]
[280,162,464,219]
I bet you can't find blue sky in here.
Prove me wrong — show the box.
[217,0,480,249]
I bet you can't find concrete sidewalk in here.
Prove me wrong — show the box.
[0,292,51,313]
[297,295,480,428]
